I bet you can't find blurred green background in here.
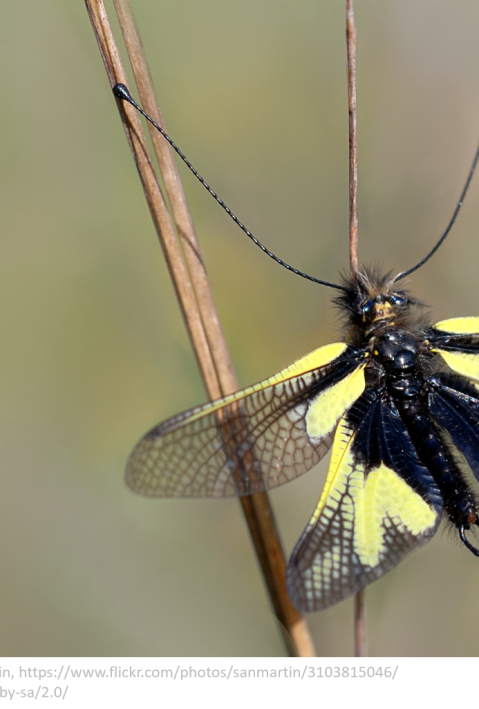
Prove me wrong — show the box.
[1,0,479,657]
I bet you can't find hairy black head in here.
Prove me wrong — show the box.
[334,267,429,346]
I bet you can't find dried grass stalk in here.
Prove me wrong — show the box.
[84,0,315,657]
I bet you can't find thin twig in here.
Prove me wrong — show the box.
[346,0,367,657]
[83,0,315,658]
[347,0,359,276]
[354,587,367,657]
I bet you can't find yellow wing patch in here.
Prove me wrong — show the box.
[358,464,437,566]
[431,349,479,382]
[433,317,479,334]
[305,366,365,441]
[278,343,349,380]
[126,343,365,498]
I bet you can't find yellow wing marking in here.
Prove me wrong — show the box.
[126,343,365,498]
[305,366,365,441]
[433,317,479,334]
[308,418,358,526]
[431,349,479,382]
[357,463,437,566]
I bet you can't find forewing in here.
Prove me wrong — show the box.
[286,388,442,612]
[126,343,366,498]
[430,317,479,381]
[428,370,479,482]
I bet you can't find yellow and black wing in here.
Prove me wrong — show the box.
[286,387,443,612]
[429,317,479,381]
[126,343,366,498]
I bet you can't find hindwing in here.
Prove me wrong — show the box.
[126,343,366,498]
[286,388,442,612]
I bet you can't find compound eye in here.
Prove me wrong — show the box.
[360,299,374,316]
[388,293,407,307]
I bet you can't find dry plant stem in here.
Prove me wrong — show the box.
[346,0,367,658]
[112,0,235,397]
[84,0,217,390]
[84,0,315,658]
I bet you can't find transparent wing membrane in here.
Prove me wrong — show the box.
[126,344,365,498]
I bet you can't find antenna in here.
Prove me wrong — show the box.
[394,141,479,283]
[112,83,351,294]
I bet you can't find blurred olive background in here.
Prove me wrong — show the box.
[1,0,479,657]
